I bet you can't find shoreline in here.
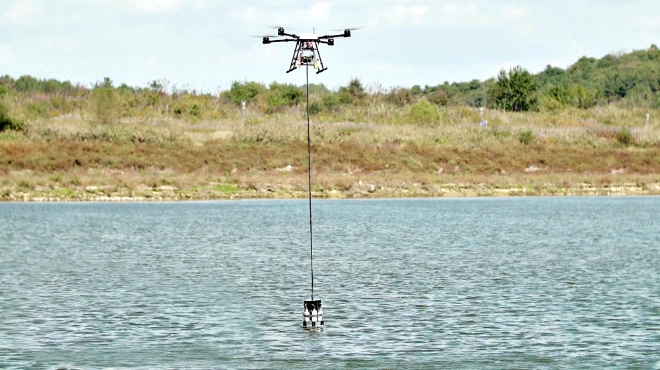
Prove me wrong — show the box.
[4,182,660,202]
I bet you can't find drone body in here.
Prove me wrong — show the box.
[261,27,355,74]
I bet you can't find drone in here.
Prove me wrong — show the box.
[259,27,359,74]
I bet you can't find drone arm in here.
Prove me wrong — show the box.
[267,38,297,43]
[318,33,348,40]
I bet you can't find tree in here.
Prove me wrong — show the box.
[14,75,39,92]
[490,66,537,111]
[224,81,266,106]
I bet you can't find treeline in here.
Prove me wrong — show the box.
[226,43,659,113]
[418,44,660,111]
[0,45,659,130]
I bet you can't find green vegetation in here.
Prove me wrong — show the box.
[90,86,119,125]
[617,126,634,146]
[491,66,538,112]
[519,130,535,145]
[0,102,23,132]
[409,100,441,124]
[1,46,660,201]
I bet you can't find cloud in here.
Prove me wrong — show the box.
[129,0,205,13]
[367,4,430,28]
[228,1,338,43]
[499,4,528,20]
[634,15,660,29]
[308,2,331,20]
[230,6,256,22]
[4,0,39,23]
[1,0,659,91]
[0,44,15,65]
[440,3,477,17]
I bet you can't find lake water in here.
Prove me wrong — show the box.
[1,198,659,369]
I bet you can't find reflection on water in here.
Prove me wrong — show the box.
[1,198,659,368]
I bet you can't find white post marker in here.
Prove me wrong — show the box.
[647,113,650,126]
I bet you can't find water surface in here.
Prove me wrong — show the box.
[1,198,659,368]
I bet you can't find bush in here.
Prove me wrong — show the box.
[546,84,600,109]
[338,78,366,101]
[0,103,24,132]
[427,90,450,106]
[519,130,535,145]
[386,87,414,107]
[308,100,323,114]
[25,101,53,118]
[265,83,303,113]
[318,94,341,111]
[616,126,634,146]
[90,87,119,124]
[409,100,441,125]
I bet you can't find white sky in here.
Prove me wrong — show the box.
[0,0,658,92]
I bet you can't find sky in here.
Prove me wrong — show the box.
[0,0,658,92]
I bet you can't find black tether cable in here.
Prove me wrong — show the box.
[306,64,314,300]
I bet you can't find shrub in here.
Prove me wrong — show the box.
[409,100,441,125]
[0,103,24,132]
[616,126,634,146]
[309,100,323,114]
[188,103,201,118]
[25,101,53,118]
[90,87,119,124]
[338,78,366,101]
[50,96,77,115]
[386,87,414,107]
[519,130,535,145]
[265,83,303,113]
[322,93,344,110]
[427,90,450,106]
[545,83,600,109]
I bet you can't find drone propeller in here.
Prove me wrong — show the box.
[332,27,364,31]
[266,25,295,30]
[249,35,283,38]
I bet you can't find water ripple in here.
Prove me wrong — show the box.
[1,198,659,368]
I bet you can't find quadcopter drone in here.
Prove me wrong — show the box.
[259,27,359,74]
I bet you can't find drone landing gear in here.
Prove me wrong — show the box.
[286,41,328,73]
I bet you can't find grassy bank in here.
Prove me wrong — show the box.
[2,104,660,201]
